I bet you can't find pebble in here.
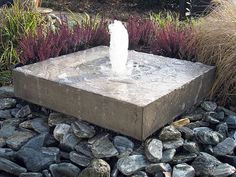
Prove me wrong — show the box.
[186,121,210,129]
[10,108,20,117]
[217,106,236,116]
[183,141,200,154]
[71,120,96,139]
[132,171,148,177]
[78,159,110,177]
[0,86,14,98]
[161,149,176,163]
[0,98,16,110]
[0,110,12,119]
[163,138,184,150]
[159,125,181,141]
[216,122,228,139]
[204,115,220,124]
[201,101,217,111]
[172,163,195,177]
[48,112,77,127]
[0,148,15,160]
[185,114,203,121]
[226,115,236,128]
[177,127,194,140]
[117,155,149,175]
[69,151,92,167]
[75,141,93,158]
[60,132,80,151]
[113,135,134,157]
[50,163,81,177]
[15,105,31,118]
[0,138,6,147]
[172,153,197,164]
[20,173,43,177]
[53,123,71,141]
[42,170,52,177]
[145,163,172,175]
[144,138,163,162]
[20,118,50,133]
[22,133,47,149]
[0,157,27,176]
[213,137,236,156]
[91,136,118,158]
[111,163,119,177]
[172,118,190,128]
[211,163,235,177]
[219,155,236,167]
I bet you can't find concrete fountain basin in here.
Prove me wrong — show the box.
[13,46,215,140]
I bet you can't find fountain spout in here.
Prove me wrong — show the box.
[108,20,129,75]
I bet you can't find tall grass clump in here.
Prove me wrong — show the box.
[0,0,44,71]
[192,1,236,105]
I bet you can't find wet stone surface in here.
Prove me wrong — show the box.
[1,89,236,177]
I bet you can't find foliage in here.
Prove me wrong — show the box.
[0,0,44,71]
[18,17,109,65]
[191,1,236,105]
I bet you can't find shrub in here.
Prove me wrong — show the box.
[192,1,236,105]
[0,0,44,71]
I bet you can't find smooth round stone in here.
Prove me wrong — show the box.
[71,121,95,139]
[0,157,27,176]
[159,125,181,141]
[144,139,163,162]
[226,115,236,128]
[48,112,77,127]
[88,133,109,145]
[60,132,80,151]
[131,171,148,177]
[194,127,223,145]
[172,118,190,128]
[213,137,236,156]
[172,163,195,177]
[145,163,172,175]
[172,153,197,164]
[191,152,221,176]
[69,151,92,167]
[78,159,110,177]
[163,138,184,150]
[113,136,134,157]
[15,105,31,118]
[177,127,194,140]
[117,155,149,176]
[183,141,200,154]
[50,163,81,177]
[91,136,118,158]
[0,110,12,119]
[75,142,93,158]
[20,173,43,177]
[201,101,217,111]
[53,123,71,141]
[161,149,176,163]
[0,98,16,110]
[0,86,14,98]
[211,163,235,177]
[216,123,228,139]
[207,111,225,121]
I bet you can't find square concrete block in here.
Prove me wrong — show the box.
[13,46,215,140]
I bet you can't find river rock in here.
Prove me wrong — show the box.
[211,163,235,177]
[20,173,43,177]
[71,120,95,139]
[226,115,236,128]
[216,122,228,139]
[201,101,217,111]
[0,148,15,160]
[204,115,220,124]
[91,136,118,158]
[183,141,200,154]
[0,110,12,119]
[132,171,148,177]
[50,163,81,177]
[191,152,221,176]
[20,118,49,133]
[163,138,184,150]
[177,127,194,140]
[69,151,92,167]
[113,136,134,157]
[172,153,197,164]
[161,149,176,163]
[145,163,172,175]
[117,155,149,175]
[219,155,236,167]
[186,121,210,129]
[159,125,181,141]
[75,141,93,158]
[48,112,77,127]
[0,86,14,98]
[10,108,20,117]
[172,163,195,177]
[22,133,47,150]
[217,106,236,116]
[15,105,31,118]
[88,133,109,144]
[185,114,203,121]
[111,163,118,177]
[42,170,52,177]
[60,132,80,151]
[0,98,16,110]
[172,118,190,128]
[207,111,225,121]
[53,123,71,141]
[78,159,110,177]
[16,147,60,172]
[144,138,163,162]
[0,157,26,176]
[0,138,6,147]
[193,127,223,145]
[213,137,236,156]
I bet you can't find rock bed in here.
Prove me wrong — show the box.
[0,86,236,177]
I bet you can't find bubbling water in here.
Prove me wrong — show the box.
[108,20,129,76]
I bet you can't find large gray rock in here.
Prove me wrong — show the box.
[91,136,118,158]
[213,137,236,156]
[78,159,110,177]
[0,98,16,110]
[144,138,163,162]
[50,163,81,177]
[71,120,95,139]
[0,157,26,176]
[172,163,195,177]
[159,126,181,141]
[113,136,134,157]
[117,155,149,175]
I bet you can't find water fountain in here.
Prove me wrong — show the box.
[13,21,215,140]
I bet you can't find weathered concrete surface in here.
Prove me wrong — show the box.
[13,46,215,140]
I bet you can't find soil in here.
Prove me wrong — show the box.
[42,0,178,20]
